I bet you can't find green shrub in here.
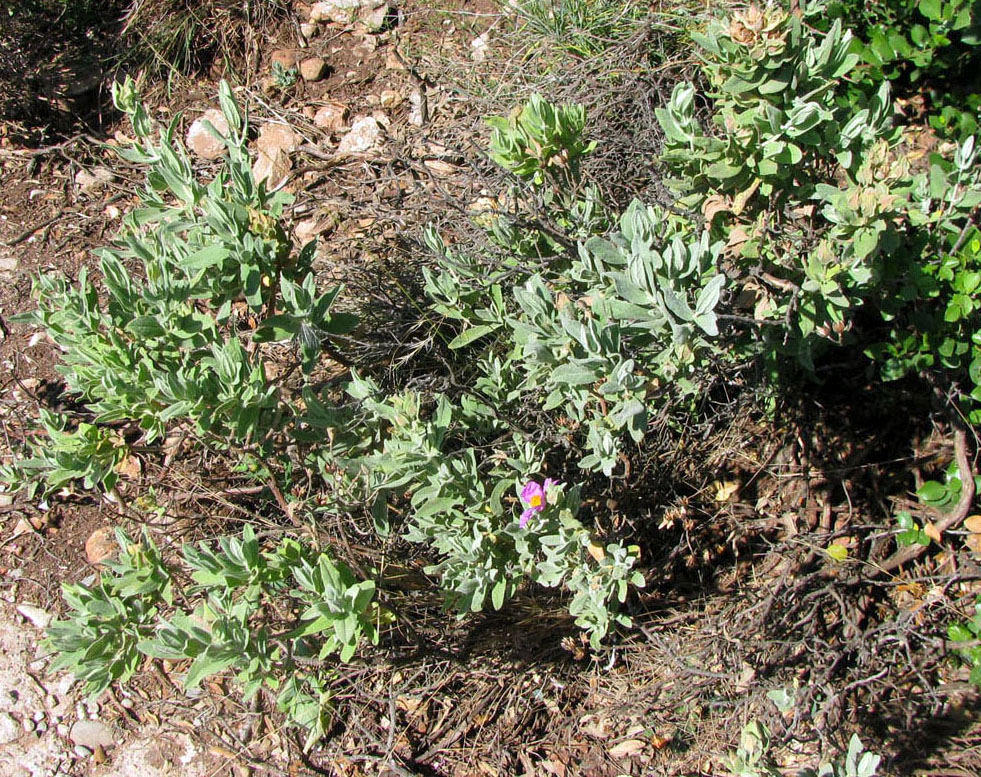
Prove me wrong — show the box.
[45,527,377,749]
[818,0,981,139]
[0,84,652,734]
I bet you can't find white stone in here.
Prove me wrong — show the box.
[360,2,388,31]
[336,116,383,156]
[70,719,114,750]
[186,109,229,160]
[74,167,114,194]
[0,252,18,278]
[0,712,20,744]
[379,89,402,108]
[256,123,297,158]
[471,32,490,63]
[16,604,51,630]
[409,91,425,126]
[309,0,361,24]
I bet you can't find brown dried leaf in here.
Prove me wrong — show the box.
[732,179,761,215]
[579,714,614,740]
[735,662,757,693]
[726,226,750,249]
[702,194,731,223]
[115,454,142,480]
[924,521,943,544]
[396,695,425,714]
[608,738,646,759]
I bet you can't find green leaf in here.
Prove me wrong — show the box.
[371,491,390,538]
[917,480,950,505]
[183,245,230,272]
[128,316,166,338]
[491,577,507,610]
[951,622,976,643]
[970,663,981,688]
[706,160,744,180]
[413,496,459,519]
[550,363,599,385]
[869,28,896,63]
[930,164,948,198]
[218,80,243,136]
[826,543,848,562]
[322,312,358,335]
[253,315,299,342]
[185,650,238,689]
[448,324,498,350]
[919,0,942,21]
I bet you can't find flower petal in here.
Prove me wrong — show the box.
[521,480,544,505]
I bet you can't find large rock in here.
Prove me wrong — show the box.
[360,2,388,31]
[270,49,302,70]
[186,109,229,160]
[299,57,328,82]
[310,0,359,23]
[309,0,388,28]
[70,719,115,750]
[15,604,51,630]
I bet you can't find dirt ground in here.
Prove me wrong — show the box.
[2,1,981,776]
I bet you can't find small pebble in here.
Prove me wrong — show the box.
[33,711,44,723]
[75,703,88,720]
[73,744,92,758]
[56,724,69,737]
[22,718,35,733]
[86,702,99,718]
[36,722,47,734]
[120,698,133,709]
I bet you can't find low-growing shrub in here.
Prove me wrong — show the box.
[2,79,653,745]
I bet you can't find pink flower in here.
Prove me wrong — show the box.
[520,478,558,527]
